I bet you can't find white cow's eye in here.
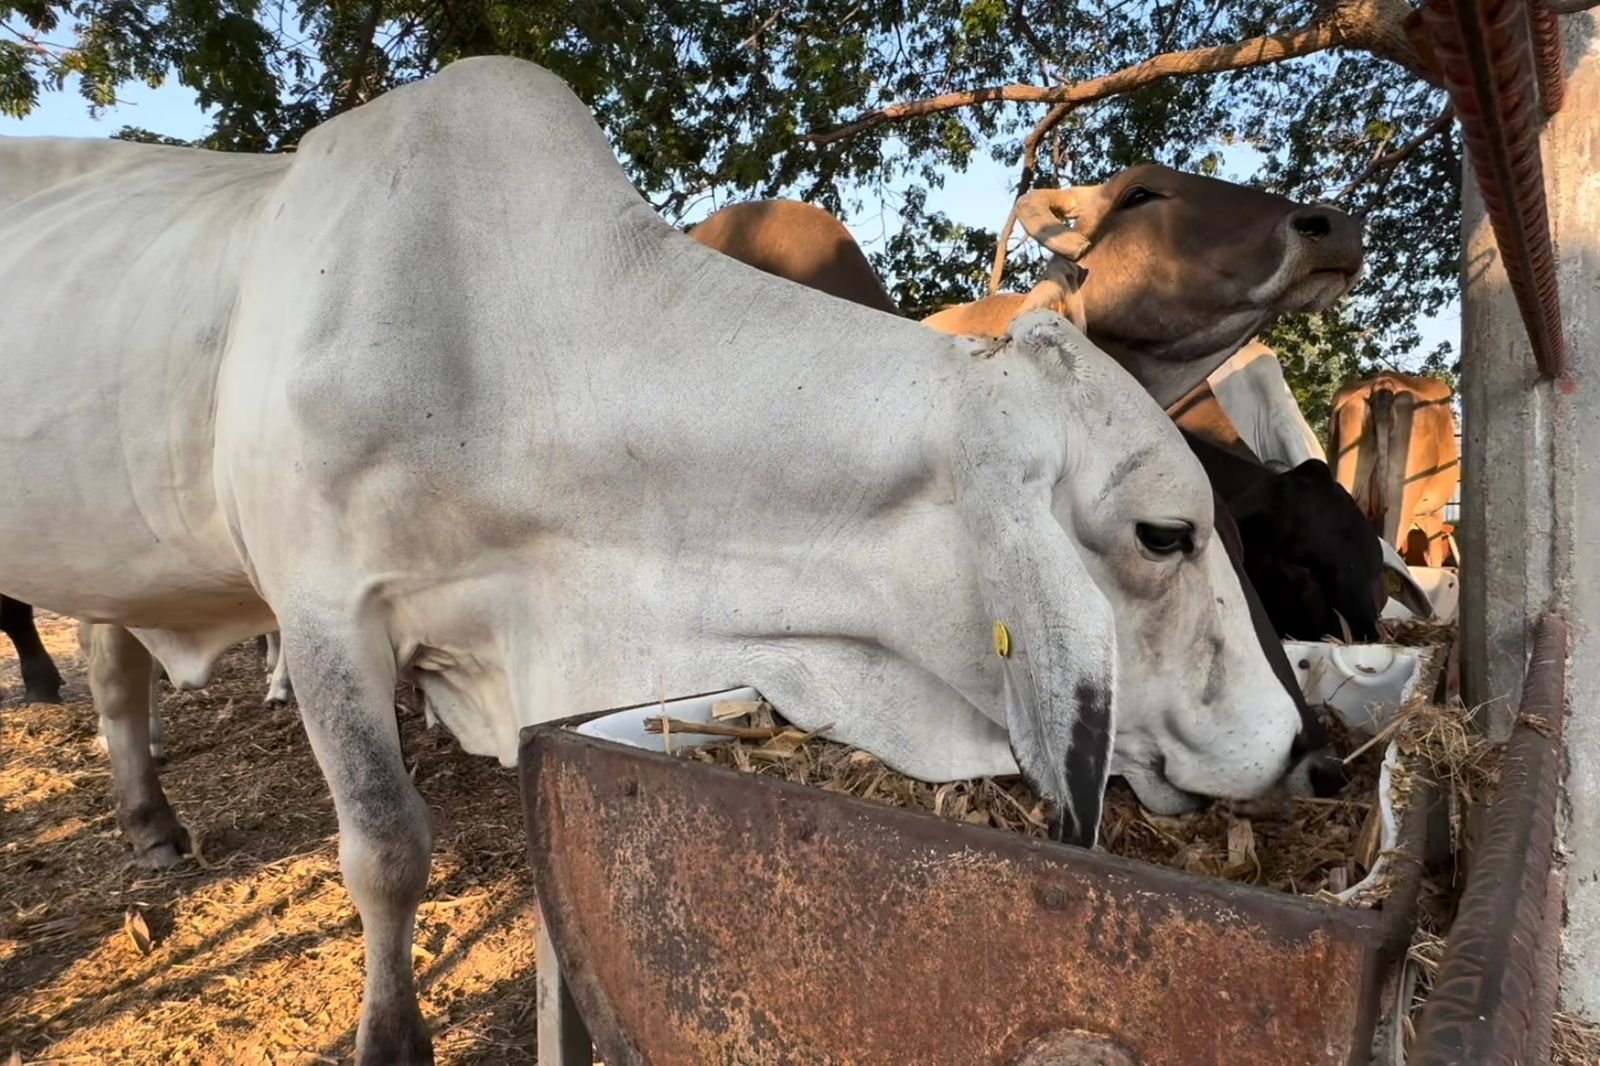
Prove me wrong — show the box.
[1136,521,1194,557]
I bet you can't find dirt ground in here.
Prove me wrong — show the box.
[1,612,541,1065]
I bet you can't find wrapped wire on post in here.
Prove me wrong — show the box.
[1421,0,1570,379]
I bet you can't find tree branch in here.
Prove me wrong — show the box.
[1010,0,1056,80]
[740,3,789,51]
[987,100,1074,294]
[808,0,1439,148]
[338,0,384,113]
[1,21,73,54]
[806,21,1340,146]
[1334,105,1454,201]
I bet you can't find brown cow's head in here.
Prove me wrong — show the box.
[1012,164,1365,406]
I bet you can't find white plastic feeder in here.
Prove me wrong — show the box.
[1382,566,1461,624]
[1280,637,1440,907]
[1282,640,1431,736]
[575,686,762,753]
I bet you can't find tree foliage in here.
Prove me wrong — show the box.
[2,0,1460,415]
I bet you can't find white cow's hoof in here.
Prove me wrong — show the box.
[355,1005,433,1066]
[123,807,193,869]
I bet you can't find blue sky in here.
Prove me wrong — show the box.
[5,72,1457,360]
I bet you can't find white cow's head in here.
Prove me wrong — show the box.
[991,312,1305,833]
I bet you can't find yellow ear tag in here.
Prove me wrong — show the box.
[993,621,1011,658]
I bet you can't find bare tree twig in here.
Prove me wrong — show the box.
[988,100,1075,294]
[1335,105,1454,201]
[988,211,1025,296]
[1,21,74,52]
[740,3,788,51]
[806,21,1339,146]
[1020,101,1073,189]
[1155,0,1189,54]
[1010,0,1055,79]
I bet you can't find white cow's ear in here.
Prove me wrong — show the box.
[1007,310,1084,380]
[955,457,1117,848]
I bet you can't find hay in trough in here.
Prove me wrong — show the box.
[676,720,1383,897]
[1381,617,1461,649]
[1552,1011,1600,1066]
[654,617,1499,913]
[663,692,1488,902]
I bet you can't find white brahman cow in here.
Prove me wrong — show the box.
[0,58,1306,1063]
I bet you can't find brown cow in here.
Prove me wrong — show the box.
[692,168,1363,408]
[922,164,1365,406]
[688,181,1431,622]
[1328,374,1460,567]
[686,199,900,315]
[922,256,1089,337]
[1167,378,1262,465]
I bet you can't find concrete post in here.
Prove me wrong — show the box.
[1459,12,1600,1015]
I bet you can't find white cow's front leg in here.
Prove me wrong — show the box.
[283,618,433,1066]
[81,622,189,866]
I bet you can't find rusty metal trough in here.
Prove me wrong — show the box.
[518,607,1571,1064]
[520,704,1428,1065]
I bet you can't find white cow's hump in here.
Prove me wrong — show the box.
[285,56,624,196]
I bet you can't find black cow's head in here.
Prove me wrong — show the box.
[1232,459,1387,643]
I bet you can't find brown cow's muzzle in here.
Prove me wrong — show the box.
[1274,205,1365,311]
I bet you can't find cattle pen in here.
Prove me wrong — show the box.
[2,4,1599,1066]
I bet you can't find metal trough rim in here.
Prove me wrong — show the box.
[1408,612,1570,1064]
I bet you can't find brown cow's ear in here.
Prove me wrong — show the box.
[1014,190,1093,260]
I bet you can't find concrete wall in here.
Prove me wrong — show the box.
[1459,13,1600,1016]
